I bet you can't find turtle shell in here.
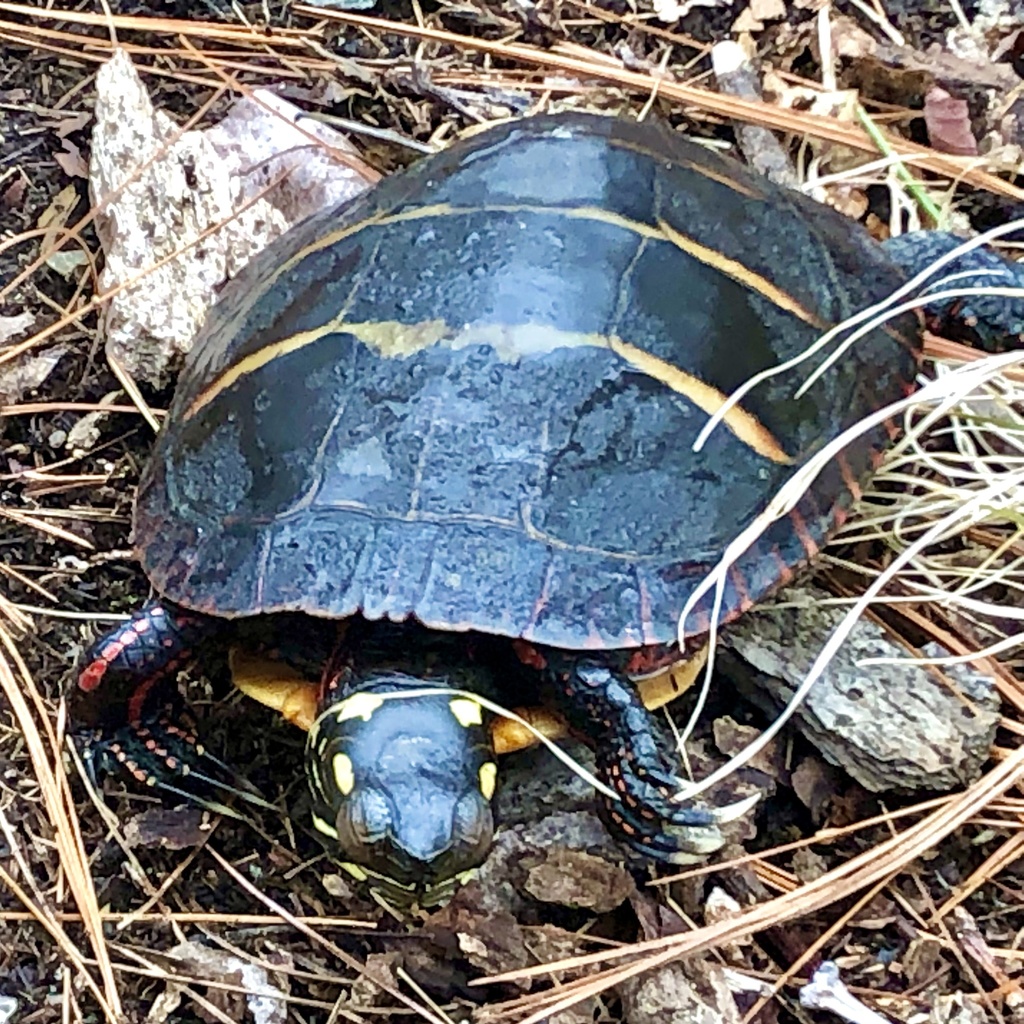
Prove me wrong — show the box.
[135,113,919,650]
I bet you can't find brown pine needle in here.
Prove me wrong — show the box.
[474,743,1024,1022]
[292,6,1024,203]
[0,630,122,1019]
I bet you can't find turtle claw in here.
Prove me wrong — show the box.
[77,704,275,816]
[597,758,728,862]
[661,848,718,867]
[598,763,761,862]
[601,788,726,863]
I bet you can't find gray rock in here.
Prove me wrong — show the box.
[721,587,999,792]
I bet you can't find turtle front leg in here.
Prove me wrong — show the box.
[534,647,734,864]
[74,601,248,806]
[77,600,210,707]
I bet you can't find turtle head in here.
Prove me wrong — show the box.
[305,677,496,905]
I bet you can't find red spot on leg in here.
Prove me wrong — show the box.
[79,661,108,692]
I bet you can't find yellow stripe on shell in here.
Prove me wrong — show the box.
[655,218,826,329]
[186,317,792,464]
[184,200,826,463]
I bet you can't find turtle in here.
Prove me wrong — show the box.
[74,111,930,904]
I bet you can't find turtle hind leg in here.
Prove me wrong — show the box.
[535,649,739,864]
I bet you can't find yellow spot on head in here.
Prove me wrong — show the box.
[334,692,384,723]
[478,761,497,801]
[333,753,356,796]
[449,697,483,728]
[313,815,339,840]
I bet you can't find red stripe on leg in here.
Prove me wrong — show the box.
[79,660,108,692]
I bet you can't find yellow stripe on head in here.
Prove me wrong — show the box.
[449,697,483,728]
[313,814,339,840]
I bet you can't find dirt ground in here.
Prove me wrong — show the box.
[1,1,1024,1022]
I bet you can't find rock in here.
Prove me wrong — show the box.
[619,960,743,1024]
[721,587,999,792]
[89,50,373,387]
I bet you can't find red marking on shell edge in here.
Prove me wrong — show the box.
[625,646,676,676]
[727,565,753,614]
[521,563,555,641]
[789,508,820,560]
[836,453,863,503]
[513,639,547,670]
[79,661,108,693]
[770,547,795,586]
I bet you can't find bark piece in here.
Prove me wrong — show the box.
[721,587,999,792]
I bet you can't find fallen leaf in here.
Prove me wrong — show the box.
[1,175,27,212]
[55,138,89,179]
[0,312,35,345]
[750,0,785,20]
[36,182,84,276]
[0,345,66,406]
[523,847,635,912]
[36,182,78,235]
[54,110,91,138]
[924,86,979,156]
[123,807,209,850]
